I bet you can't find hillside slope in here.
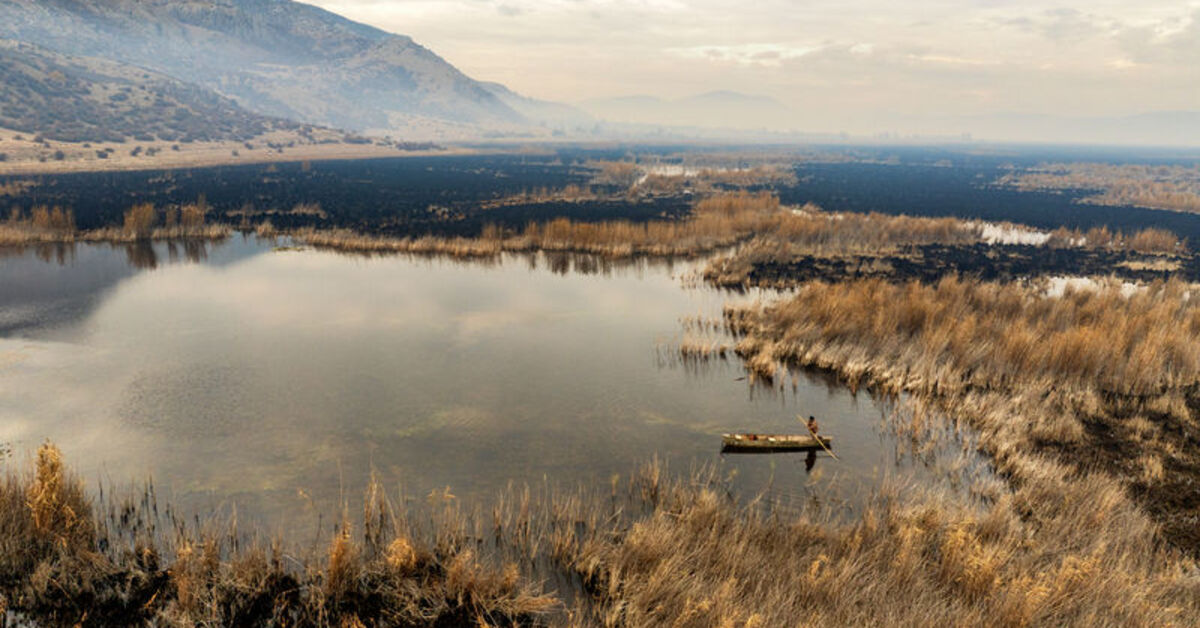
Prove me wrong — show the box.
[0,0,526,134]
[480,82,595,132]
[0,39,296,142]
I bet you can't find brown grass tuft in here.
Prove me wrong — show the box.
[326,518,360,602]
[385,536,417,574]
[26,442,91,548]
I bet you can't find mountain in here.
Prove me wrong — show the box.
[479,82,595,131]
[0,39,297,143]
[580,91,798,130]
[0,0,526,137]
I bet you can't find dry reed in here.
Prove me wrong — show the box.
[728,276,1200,396]
[0,444,559,626]
[717,274,1200,555]
[999,162,1200,215]
[0,202,230,245]
[2,441,1198,626]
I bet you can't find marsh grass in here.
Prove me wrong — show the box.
[3,436,1199,626]
[716,275,1200,555]
[998,162,1200,215]
[295,191,783,258]
[294,192,997,261]
[0,202,230,245]
[1048,225,1187,253]
[727,276,1200,396]
[564,471,1198,627]
[292,191,1185,284]
[0,444,559,626]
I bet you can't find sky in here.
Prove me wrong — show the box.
[307,0,1200,135]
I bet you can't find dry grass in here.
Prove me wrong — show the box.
[704,215,1187,288]
[298,191,783,258]
[0,179,37,196]
[0,202,231,245]
[998,162,1200,215]
[718,274,1200,555]
[1045,225,1187,254]
[0,444,559,626]
[727,276,1200,396]
[0,124,445,176]
[3,440,1199,626]
[560,468,1198,627]
[296,192,1004,262]
[25,442,92,549]
[291,188,1188,284]
[479,184,595,210]
[295,227,509,258]
[0,205,76,244]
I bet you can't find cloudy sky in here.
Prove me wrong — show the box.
[308,0,1200,133]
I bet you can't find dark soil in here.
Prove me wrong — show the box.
[0,154,692,236]
[1035,391,1200,556]
[734,243,1200,288]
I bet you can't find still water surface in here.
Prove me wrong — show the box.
[0,239,977,532]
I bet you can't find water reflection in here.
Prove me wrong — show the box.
[124,240,158,269]
[0,242,77,266]
[0,239,221,270]
[0,242,988,534]
[312,246,684,279]
[0,239,262,338]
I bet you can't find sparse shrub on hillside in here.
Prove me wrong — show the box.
[0,46,284,144]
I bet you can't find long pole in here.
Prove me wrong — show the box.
[800,415,838,460]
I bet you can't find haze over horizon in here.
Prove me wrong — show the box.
[308,0,1200,140]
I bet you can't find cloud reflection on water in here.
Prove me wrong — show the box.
[0,244,963,533]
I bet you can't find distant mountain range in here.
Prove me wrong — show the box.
[580,91,798,131]
[0,0,590,141]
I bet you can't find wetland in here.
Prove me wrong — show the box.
[3,145,1200,625]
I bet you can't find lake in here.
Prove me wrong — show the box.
[0,239,984,535]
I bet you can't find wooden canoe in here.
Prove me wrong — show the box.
[721,433,833,453]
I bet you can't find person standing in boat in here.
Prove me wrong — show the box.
[805,416,820,473]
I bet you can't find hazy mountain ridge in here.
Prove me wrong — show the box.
[580,91,798,130]
[0,0,527,135]
[0,39,296,143]
[480,82,595,130]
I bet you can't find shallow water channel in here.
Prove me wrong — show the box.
[0,239,985,534]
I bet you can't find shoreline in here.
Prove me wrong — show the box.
[0,144,478,177]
